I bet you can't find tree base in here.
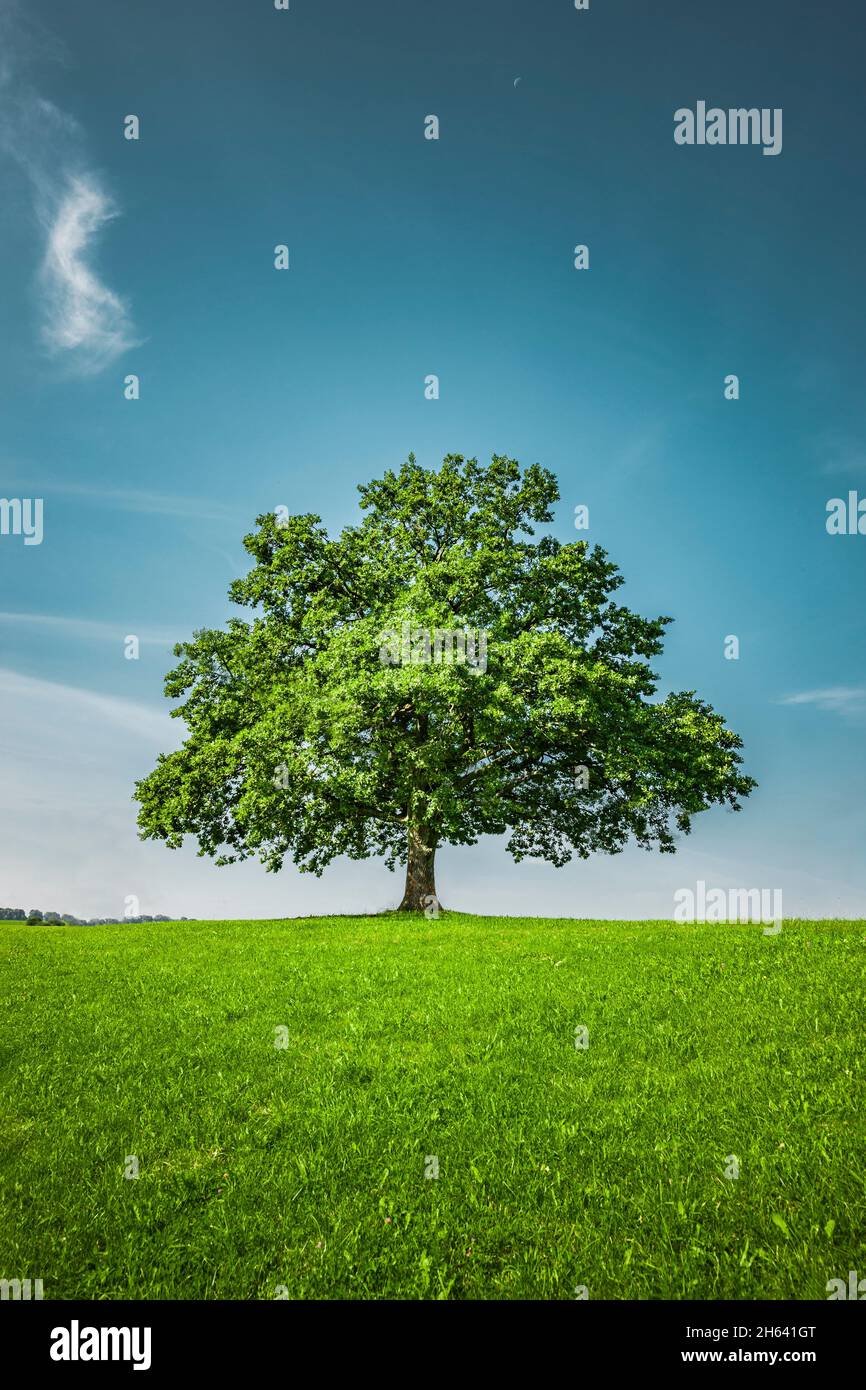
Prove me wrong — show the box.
[397,892,443,915]
[399,830,438,913]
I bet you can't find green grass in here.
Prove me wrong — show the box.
[1,914,864,1300]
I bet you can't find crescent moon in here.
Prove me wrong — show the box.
[513,77,521,87]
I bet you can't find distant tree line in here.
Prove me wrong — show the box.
[0,908,194,925]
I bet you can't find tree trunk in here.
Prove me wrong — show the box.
[398,826,439,912]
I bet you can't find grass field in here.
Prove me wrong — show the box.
[1,914,864,1300]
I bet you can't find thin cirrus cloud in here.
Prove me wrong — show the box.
[0,612,182,646]
[50,483,239,524]
[0,6,137,373]
[0,666,175,744]
[778,686,866,714]
[38,172,138,372]
[0,475,242,524]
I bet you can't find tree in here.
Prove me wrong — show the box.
[26,909,43,923]
[135,455,755,911]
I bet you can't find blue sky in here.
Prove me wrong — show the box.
[1,0,864,919]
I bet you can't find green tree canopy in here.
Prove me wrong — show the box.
[135,454,755,910]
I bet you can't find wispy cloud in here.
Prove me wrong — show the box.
[0,4,138,373]
[777,686,866,715]
[0,667,175,743]
[45,483,238,524]
[0,471,242,523]
[0,612,182,646]
[38,173,137,369]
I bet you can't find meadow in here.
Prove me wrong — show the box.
[1,914,864,1300]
